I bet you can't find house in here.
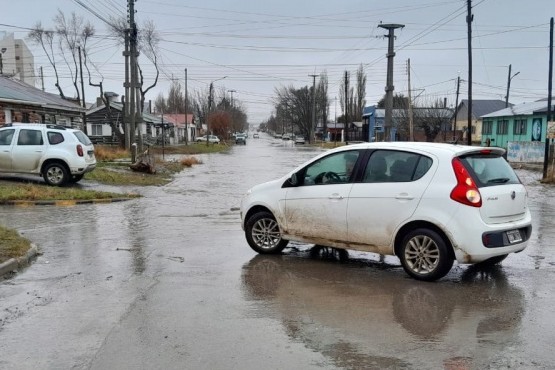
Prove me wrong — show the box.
[363,105,453,142]
[160,113,197,143]
[0,75,83,126]
[453,99,509,143]
[86,99,168,145]
[480,99,554,163]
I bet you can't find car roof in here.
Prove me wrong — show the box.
[336,141,505,157]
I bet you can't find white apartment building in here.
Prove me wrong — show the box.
[0,32,35,86]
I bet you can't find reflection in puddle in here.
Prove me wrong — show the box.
[241,246,525,369]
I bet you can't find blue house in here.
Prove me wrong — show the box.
[481,100,553,148]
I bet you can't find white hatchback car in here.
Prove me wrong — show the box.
[241,142,532,281]
[0,123,96,186]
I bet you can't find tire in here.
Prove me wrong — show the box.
[477,254,508,267]
[399,228,453,281]
[69,174,84,183]
[43,162,69,186]
[245,211,288,254]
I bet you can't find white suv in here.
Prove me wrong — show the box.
[0,123,96,186]
[241,142,532,281]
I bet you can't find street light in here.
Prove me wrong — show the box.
[505,64,520,108]
[207,76,227,146]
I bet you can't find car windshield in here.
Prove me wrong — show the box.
[460,153,520,187]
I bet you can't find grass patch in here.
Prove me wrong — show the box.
[181,156,203,167]
[94,145,130,161]
[0,182,139,201]
[149,142,229,155]
[0,225,32,265]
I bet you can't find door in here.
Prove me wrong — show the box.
[0,128,15,171]
[11,129,46,173]
[347,150,435,250]
[284,150,361,243]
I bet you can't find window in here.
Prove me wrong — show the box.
[363,150,432,183]
[0,129,15,145]
[91,124,103,136]
[496,120,508,135]
[482,121,493,135]
[514,119,527,135]
[17,129,43,146]
[15,56,20,61]
[47,132,64,145]
[303,150,360,185]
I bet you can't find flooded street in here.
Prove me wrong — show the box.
[1,135,554,369]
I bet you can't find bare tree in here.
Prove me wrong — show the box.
[317,72,329,134]
[354,64,366,122]
[137,20,160,114]
[27,23,64,98]
[54,11,94,101]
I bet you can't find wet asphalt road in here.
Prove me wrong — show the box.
[0,134,554,370]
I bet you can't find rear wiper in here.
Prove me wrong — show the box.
[487,177,510,184]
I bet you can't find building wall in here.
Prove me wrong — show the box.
[481,115,547,149]
[0,33,35,86]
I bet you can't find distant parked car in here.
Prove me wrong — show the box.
[235,133,247,145]
[0,123,96,186]
[253,133,260,138]
[195,135,220,144]
[241,142,532,281]
[282,133,291,140]
[294,135,305,144]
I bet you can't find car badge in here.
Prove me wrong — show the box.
[511,191,516,200]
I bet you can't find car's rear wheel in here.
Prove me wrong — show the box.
[399,228,453,281]
[43,162,69,186]
[246,211,288,254]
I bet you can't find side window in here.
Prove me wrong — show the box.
[17,129,44,146]
[0,129,15,146]
[48,132,65,145]
[303,150,360,185]
[363,150,432,183]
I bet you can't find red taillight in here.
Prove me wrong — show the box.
[76,144,84,157]
[450,158,482,207]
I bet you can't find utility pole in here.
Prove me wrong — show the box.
[78,45,87,134]
[129,0,138,151]
[407,59,414,141]
[184,68,188,144]
[543,17,553,179]
[379,23,405,141]
[344,72,349,141]
[40,66,44,91]
[454,75,461,141]
[123,27,130,149]
[228,89,236,108]
[505,64,520,108]
[309,74,318,143]
[466,0,473,145]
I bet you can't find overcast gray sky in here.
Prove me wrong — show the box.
[1,0,553,123]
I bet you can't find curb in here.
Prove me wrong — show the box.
[0,244,39,279]
[0,198,132,207]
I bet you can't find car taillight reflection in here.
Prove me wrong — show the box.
[76,144,84,157]
[450,158,482,207]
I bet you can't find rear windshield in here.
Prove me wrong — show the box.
[73,131,92,145]
[460,154,520,187]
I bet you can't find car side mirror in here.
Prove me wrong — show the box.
[289,173,299,186]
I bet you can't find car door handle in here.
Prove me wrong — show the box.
[395,193,414,200]
[329,193,344,200]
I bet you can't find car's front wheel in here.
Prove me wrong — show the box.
[43,162,69,186]
[245,211,288,254]
[69,174,84,183]
[399,228,453,281]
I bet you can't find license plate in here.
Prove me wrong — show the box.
[507,229,522,244]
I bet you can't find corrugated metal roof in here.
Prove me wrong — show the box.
[482,101,549,118]
[460,99,509,118]
[0,76,83,113]
[86,101,163,124]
